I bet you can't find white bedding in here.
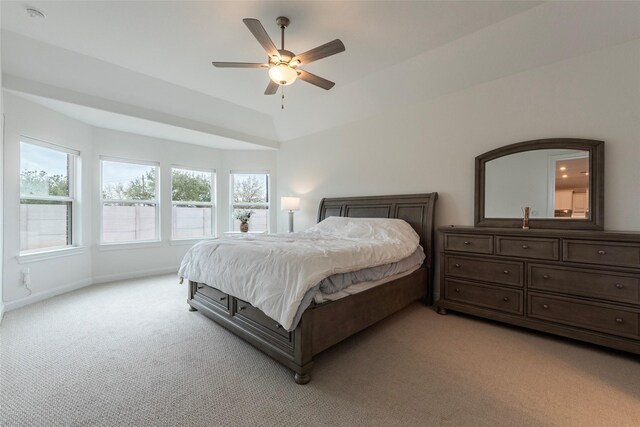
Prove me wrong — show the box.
[178,217,421,331]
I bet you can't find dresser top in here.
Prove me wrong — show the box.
[439,226,640,242]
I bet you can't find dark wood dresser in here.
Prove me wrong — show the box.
[438,226,640,354]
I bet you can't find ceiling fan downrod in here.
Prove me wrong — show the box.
[276,16,289,51]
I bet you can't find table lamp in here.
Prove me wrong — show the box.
[281,196,300,233]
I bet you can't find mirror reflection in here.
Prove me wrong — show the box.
[485,149,589,219]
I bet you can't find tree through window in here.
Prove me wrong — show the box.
[231,172,269,232]
[20,137,78,252]
[172,167,215,239]
[101,158,159,243]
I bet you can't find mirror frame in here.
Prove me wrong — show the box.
[475,138,604,230]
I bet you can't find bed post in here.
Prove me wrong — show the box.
[188,281,198,311]
[292,309,314,384]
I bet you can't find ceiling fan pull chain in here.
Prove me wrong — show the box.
[281,86,285,109]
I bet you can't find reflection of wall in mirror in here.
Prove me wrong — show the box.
[485,150,557,218]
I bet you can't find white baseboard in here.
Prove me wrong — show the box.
[3,266,179,313]
[0,301,5,325]
[92,266,178,285]
[4,277,93,312]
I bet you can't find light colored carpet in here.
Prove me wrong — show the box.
[1,274,638,426]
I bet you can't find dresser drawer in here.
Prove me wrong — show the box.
[529,264,640,305]
[563,240,640,268]
[234,299,291,342]
[444,234,493,254]
[444,279,523,315]
[445,255,523,287]
[495,236,559,260]
[195,283,230,311]
[528,293,639,338]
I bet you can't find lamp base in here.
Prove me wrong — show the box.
[288,210,294,233]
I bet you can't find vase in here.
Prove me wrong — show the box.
[240,222,249,233]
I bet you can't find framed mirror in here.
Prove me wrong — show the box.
[475,138,604,230]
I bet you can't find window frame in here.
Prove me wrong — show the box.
[99,156,161,245]
[229,170,270,233]
[170,165,216,241]
[19,136,79,255]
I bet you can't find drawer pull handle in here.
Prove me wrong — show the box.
[615,283,624,289]
[598,250,606,255]
[522,244,529,249]
[197,285,204,290]
[615,317,623,324]
[238,305,246,311]
[503,270,509,275]
[542,304,549,309]
[503,297,509,302]
[464,241,471,245]
[219,296,227,301]
[454,263,461,268]
[542,274,550,280]
[276,323,282,329]
[454,288,461,293]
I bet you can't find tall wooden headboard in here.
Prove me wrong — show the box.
[317,193,439,270]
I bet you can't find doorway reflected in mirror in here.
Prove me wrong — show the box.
[553,154,589,219]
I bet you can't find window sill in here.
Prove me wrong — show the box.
[18,246,87,264]
[98,241,163,251]
[169,237,217,246]
[222,231,268,235]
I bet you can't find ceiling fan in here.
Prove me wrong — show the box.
[212,16,345,104]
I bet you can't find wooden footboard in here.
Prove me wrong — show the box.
[188,266,428,384]
[309,268,427,354]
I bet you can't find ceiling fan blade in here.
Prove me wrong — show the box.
[297,70,335,90]
[264,80,279,95]
[212,62,267,68]
[243,18,280,58]
[291,39,345,66]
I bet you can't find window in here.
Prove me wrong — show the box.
[230,172,269,232]
[172,167,215,239]
[101,158,159,243]
[20,137,78,253]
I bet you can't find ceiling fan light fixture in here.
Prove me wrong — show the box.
[269,63,297,86]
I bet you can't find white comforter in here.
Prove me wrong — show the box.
[178,217,420,331]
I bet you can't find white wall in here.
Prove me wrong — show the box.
[0,17,4,321]
[2,94,277,309]
[277,39,640,292]
[3,93,94,304]
[278,39,640,232]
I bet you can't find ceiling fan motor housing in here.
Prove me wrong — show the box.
[272,50,295,64]
[276,16,290,28]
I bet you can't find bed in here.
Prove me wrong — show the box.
[184,193,438,384]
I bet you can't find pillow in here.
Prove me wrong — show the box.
[303,216,419,246]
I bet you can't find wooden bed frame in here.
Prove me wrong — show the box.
[187,193,438,384]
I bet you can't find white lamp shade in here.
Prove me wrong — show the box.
[269,64,298,86]
[281,196,300,211]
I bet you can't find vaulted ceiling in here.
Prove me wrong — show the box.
[2,1,639,149]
